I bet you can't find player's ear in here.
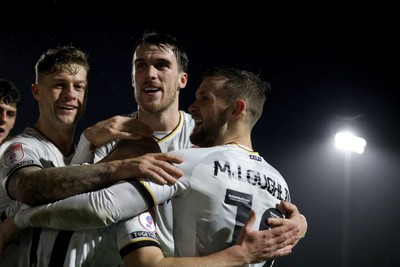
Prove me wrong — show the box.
[31,83,40,100]
[231,99,246,118]
[131,73,135,88]
[178,72,188,90]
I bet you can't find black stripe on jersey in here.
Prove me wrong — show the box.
[0,211,7,222]
[30,227,41,266]
[152,111,183,142]
[48,230,74,267]
[119,240,161,258]
[130,180,156,208]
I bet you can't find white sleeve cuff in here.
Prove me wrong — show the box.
[71,133,96,164]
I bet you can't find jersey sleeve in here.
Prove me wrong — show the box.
[117,211,160,258]
[71,134,96,164]
[0,141,43,191]
[71,134,115,164]
[13,179,178,230]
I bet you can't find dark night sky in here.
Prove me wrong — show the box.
[1,3,400,267]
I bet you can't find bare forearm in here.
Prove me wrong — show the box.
[124,222,297,267]
[160,247,251,267]
[125,245,256,267]
[10,164,116,206]
[9,151,183,206]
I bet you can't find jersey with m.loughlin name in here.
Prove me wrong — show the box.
[12,144,290,267]
[118,144,290,267]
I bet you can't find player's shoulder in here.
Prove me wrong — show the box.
[2,129,58,160]
[180,111,194,124]
[0,133,39,153]
[171,145,227,159]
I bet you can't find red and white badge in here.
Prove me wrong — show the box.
[4,143,25,166]
[139,212,156,233]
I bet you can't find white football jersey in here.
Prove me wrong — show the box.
[0,127,123,267]
[72,110,194,257]
[15,144,290,267]
[118,144,289,267]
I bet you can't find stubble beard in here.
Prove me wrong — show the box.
[138,89,178,115]
[190,126,220,148]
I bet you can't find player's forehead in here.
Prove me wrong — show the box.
[201,76,227,90]
[133,43,176,63]
[41,65,88,84]
[0,101,17,111]
[196,76,227,96]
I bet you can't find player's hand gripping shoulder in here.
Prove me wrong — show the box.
[83,115,153,147]
[99,138,184,185]
[231,209,299,265]
[267,201,307,247]
[102,151,184,185]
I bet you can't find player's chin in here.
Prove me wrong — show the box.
[194,120,205,130]
[59,115,78,125]
[192,125,201,132]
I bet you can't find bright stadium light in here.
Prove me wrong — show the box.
[335,131,367,154]
[335,130,367,267]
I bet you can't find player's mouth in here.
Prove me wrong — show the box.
[58,104,78,110]
[194,118,203,127]
[144,87,161,93]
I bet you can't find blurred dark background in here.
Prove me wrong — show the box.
[1,3,399,266]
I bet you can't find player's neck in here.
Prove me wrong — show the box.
[137,109,181,132]
[223,135,253,151]
[33,120,76,156]
[225,142,253,151]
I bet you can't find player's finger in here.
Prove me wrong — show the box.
[153,153,184,164]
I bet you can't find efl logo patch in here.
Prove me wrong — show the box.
[249,154,262,162]
[4,143,24,166]
[139,212,156,233]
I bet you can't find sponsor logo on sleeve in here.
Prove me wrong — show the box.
[4,143,24,166]
[139,212,156,233]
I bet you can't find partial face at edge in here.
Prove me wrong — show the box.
[0,101,17,143]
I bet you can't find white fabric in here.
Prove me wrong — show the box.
[0,127,123,267]
[71,110,194,257]
[15,144,290,267]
